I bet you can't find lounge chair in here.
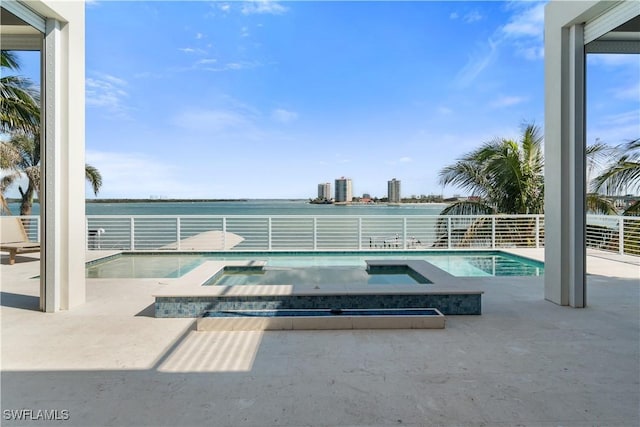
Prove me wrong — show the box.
[0,217,40,265]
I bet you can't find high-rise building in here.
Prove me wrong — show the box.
[334,177,353,202]
[388,178,401,203]
[317,182,331,200]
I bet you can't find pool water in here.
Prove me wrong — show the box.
[203,308,442,317]
[208,266,427,286]
[86,251,544,279]
[86,255,204,278]
[424,254,543,277]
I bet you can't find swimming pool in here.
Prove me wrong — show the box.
[86,251,543,279]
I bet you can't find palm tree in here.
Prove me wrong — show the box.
[438,123,545,215]
[434,123,545,247]
[589,138,640,255]
[0,142,21,214]
[0,50,40,134]
[585,142,618,215]
[591,138,640,215]
[1,50,103,215]
[1,133,103,216]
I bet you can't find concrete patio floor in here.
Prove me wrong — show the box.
[1,249,638,427]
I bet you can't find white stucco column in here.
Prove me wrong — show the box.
[37,1,86,311]
[544,2,594,308]
[544,0,639,307]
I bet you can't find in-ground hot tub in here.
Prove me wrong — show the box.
[153,259,484,319]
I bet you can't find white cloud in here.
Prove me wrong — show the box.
[86,73,130,118]
[589,109,640,146]
[241,26,250,38]
[454,2,545,86]
[225,61,260,70]
[85,150,204,198]
[437,106,453,115]
[490,95,528,108]
[218,3,231,13]
[612,81,640,101]
[179,47,206,55]
[193,61,261,72]
[271,108,298,124]
[171,109,252,133]
[449,10,482,23]
[464,10,483,24]
[195,33,204,40]
[399,157,412,163]
[588,54,640,68]
[520,46,544,61]
[455,38,499,88]
[175,59,260,73]
[500,2,545,60]
[241,1,288,15]
[501,3,544,39]
[196,58,218,65]
[603,110,640,127]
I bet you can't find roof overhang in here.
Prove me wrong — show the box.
[585,1,640,53]
[1,2,44,50]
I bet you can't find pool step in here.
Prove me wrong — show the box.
[196,308,446,331]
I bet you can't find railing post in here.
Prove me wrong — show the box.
[130,217,135,250]
[268,217,272,250]
[358,218,362,250]
[619,217,624,255]
[491,216,496,249]
[313,217,317,251]
[447,217,452,249]
[176,218,181,250]
[222,217,227,250]
[402,217,407,249]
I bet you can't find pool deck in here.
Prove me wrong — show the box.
[1,248,639,426]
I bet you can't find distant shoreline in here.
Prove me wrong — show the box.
[85,198,251,203]
[7,198,448,205]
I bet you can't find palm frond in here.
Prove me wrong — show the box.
[85,164,103,196]
[0,75,40,134]
[439,200,495,216]
[1,51,20,70]
[592,138,640,195]
[438,122,545,215]
[0,142,21,170]
[586,193,618,215]
[623,200,640,216]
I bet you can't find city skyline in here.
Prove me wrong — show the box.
[3,1,638,199]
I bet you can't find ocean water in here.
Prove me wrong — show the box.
[7,200,447,216]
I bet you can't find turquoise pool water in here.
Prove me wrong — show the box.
[86,251,544,279]
[208,266,428,286]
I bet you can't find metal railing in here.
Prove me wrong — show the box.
[15,216,40,242]
[8,214,639,256]
[586,214,640,256]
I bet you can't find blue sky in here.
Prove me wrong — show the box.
[7,1,640,199]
